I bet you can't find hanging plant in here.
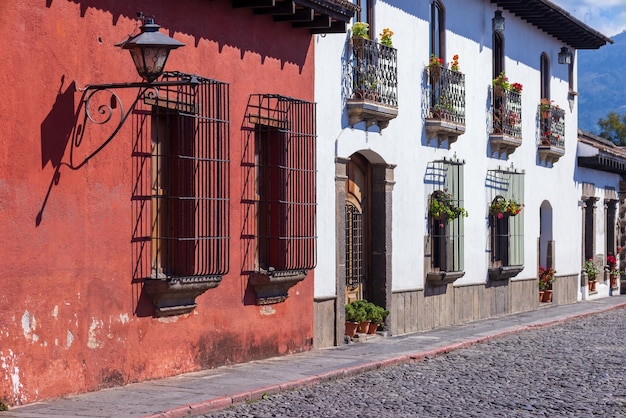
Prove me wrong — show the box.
[489,196,524,218]
[429,191,468,221]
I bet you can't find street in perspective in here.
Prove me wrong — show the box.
[204,307,626,417]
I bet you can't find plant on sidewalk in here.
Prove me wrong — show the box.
[538,266,556,291]
[584,258,599,282]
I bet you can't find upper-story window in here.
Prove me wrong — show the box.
[431,0,446,61]
[540,52,550,99]
[493,31,504,81]
[354,0,374,38]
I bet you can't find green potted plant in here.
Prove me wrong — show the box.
[492,72,510,97]
[345,301,367,338]
[429,191,468,221]
[539,98,553,118]
[379,27,394,47]
[365,302,389,334]
[584,258,599,292]
[428,53,443,79]
[351,22,369,39]
[538,266,556,302]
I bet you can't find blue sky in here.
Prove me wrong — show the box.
[550,0,626,38]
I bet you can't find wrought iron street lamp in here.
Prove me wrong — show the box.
[75,13,198,168]
[117,15,184,83]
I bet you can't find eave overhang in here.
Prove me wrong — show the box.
[578,155,626,176]
[491,0,613,49]
[233,0,359,34]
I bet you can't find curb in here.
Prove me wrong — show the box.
[146,301,626,417]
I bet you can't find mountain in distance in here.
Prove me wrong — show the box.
[578,31,626,134]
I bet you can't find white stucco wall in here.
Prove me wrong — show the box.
[314,0,591,298]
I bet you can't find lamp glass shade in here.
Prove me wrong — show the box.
[118,21,184,82]
[558,47,571,65]
[492,11,505,32]
[128,46,172,83]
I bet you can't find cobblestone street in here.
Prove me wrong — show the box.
[205,308,626,417]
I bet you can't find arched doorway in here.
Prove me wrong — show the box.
[335,152,394,339]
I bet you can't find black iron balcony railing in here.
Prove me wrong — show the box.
[539,104,565,148]
[492,89,522,138]
[428,66,465,126]
[350,37,398,107]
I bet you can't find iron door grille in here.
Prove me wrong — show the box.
[132,72,230,281]
[345,203,363,290]
[243,94,317,273]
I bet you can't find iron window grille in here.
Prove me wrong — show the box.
[486,167,525,268]
[243,94,317,275]
[425,158,465,273]
[131,71,230,283]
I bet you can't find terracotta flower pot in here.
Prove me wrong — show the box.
[539,291,544,302]
[358,321,371,333]
[541,289,553,303]
[368,322,379,335]
[345,322,359,338]
[588,280,597,292]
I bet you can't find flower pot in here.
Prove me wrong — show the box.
[357,320,371,333]
[610,275,618,288]
[367,322,379,335]
[345,322,359,338]
[588,280,597,292]
[429,65,441,79]
[541,289,553,303]
[539,290,544,302]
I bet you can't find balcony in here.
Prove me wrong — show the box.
[346,37,398,131]
[425,67,466,147]
[490,89,522,157]
[538,103,566,164]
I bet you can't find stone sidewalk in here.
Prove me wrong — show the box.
[5,296,626,418]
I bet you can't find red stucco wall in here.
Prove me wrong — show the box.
[0,0,315,405]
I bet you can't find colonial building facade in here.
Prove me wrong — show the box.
[313,0,613,347]
[0,0,356,406]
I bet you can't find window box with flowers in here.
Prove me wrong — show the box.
[347,24,398,131]
[425,54,466,147]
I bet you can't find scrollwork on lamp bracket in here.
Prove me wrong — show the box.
[71,77,199,169]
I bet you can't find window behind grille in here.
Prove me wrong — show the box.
[244,94,317,274]
[486,168,525,267]
[425,158,465,273]
[131,72,230,282]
